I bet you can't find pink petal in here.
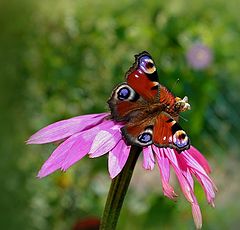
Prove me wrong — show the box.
[153,147,177,199]
[192,169,216,206]
[164,148,203,229]
[37,132,86,178]
[181,151,217,198]
[187,146,211,173]
[175,152,194,190]
[38,120,107,177]
[37,118,122,178]
[164,148,194,203]
[192,203,202,229]
[185,168,194,191]
[108,140,130,179]
[182,149,217,204]
[27,113,108,144]
[61,120,120,170]
[142,146,155,170]
[60,129,97,171]
[182,151,210,179]
[89,123,123,158]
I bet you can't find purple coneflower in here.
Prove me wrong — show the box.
[28,112,216,229]
[186,43,213,70]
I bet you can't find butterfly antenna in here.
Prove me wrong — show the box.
[179,115,188,122]
[171,78,180,92]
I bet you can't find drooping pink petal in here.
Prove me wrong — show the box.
[185,168,194,191]
[164,149,194,202]
[27,113,108,144]
[192,202,202,229]
[142,146,155,170]
[108,140,130,179]
[182,150,211,178]
[153,146,177,199]
[181,150,217,203]
[164,148,203,229]
[175,152,194,191]
[192,169,216,206]
[188,146,211,173]
[89,123,123,158]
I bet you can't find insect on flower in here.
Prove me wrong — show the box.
[27,51,216,229]
[108,51,191,151]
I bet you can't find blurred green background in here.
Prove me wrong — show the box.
[1,0,240,229]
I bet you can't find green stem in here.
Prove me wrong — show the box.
[100,146,142,230]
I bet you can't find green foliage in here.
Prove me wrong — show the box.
[1,0,240,229]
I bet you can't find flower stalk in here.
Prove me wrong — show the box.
[100,146,142,230]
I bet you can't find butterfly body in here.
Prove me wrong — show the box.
[108,51,191,152]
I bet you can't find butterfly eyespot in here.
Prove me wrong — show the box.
[146,62,154,69]
[138,133,152,144]
[139,56,156,74]
[173,130,189,148]
[114,84,138,102]
[136,128,153,146]
[117,87,130,100]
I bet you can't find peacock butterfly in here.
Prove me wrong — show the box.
[108,51,191,152]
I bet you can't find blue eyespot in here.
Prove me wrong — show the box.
[175,139,187,148]
[138,133,152,143]
[173,132,189,148]
[117,87,130,100]
[139,56,156,74]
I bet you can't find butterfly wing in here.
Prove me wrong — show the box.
[121,116,154,147]
[126,51,176,106]
[126,51,160,100]
[121,112,190,151]
[153,113,190,151]
[108,83,146,121]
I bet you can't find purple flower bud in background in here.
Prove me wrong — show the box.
[186,43,213,70]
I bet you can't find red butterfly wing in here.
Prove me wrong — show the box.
[153,113,173,146]
[126,52,176,107]
[121,112,190,151]
[126,51,159,100]
[108,83,145,121]
[121,117,154,147]
[153,113,190,151]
